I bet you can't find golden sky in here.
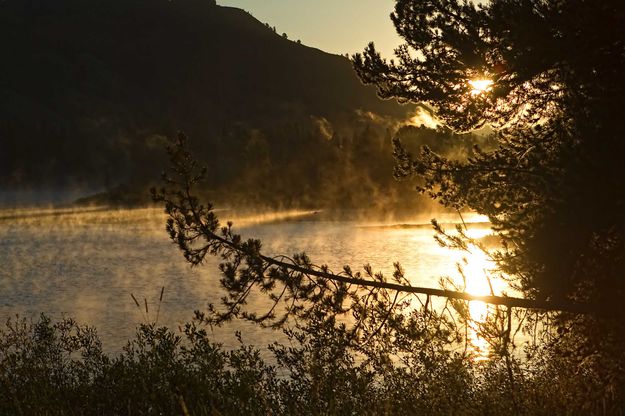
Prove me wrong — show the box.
[218,0,402,56]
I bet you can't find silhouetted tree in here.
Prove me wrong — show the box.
[354,0,625,302]
[153,0,625,334]
[153,0,625,410]
[353,0,625,399]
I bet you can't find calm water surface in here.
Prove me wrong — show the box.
[0,207,503,354]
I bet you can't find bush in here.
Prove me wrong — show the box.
[2,313,623,415]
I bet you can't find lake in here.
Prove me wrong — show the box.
[0,206,505,355]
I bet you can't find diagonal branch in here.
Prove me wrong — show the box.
[202,222,591,315]
[154,132,592,322]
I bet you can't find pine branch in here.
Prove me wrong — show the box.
[153,133,591,319]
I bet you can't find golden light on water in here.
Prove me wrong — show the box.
[462,245,494,359]
[455,228,504,359]
[469,79,493,95]
[2,206,510,361]
[230,209,321,226]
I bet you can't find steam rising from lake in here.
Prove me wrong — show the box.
[0,206,508,356]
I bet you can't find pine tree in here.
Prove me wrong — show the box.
[353,0,625,314]
[353,0,625,396]
[153,0,625,408]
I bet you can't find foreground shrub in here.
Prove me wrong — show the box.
[2,314,624,415]
[0,316,278,415]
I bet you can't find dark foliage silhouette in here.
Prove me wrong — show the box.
[353,0,625,404]
[3,0,625,414]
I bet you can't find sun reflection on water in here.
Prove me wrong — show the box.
[455,230,505,360]
[401,219,510,361]
[0,206,513,359]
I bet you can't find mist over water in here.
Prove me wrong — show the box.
[0,206,504,356]
[0,189,102,208]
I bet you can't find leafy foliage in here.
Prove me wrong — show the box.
[0,315,279,415]
[2,313,624,415]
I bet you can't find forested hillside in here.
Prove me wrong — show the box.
[1,0,414,204]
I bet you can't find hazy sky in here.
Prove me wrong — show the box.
[217,0,402,56]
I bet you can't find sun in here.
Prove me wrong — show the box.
[469,79,494,95]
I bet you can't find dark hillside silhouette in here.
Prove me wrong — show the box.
[0,0,411,195]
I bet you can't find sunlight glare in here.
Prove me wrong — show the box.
[469,79,493,95]
[461,243,500,359]
[464,246,492,316]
